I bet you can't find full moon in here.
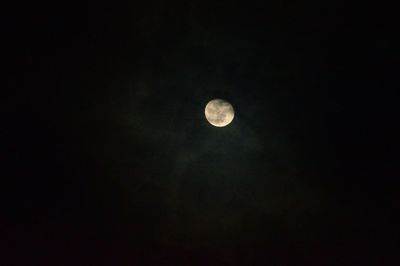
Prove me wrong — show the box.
[204,99,235,127]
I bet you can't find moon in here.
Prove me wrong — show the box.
[204,99,235,127]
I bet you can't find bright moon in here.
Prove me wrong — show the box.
[204,99,235,127]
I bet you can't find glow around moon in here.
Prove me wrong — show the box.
[204,99,235,127]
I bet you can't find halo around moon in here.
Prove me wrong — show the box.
[204,99,235,127]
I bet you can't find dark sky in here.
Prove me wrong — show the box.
[3,1,398,265]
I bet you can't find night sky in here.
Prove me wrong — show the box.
[3,1,398,265]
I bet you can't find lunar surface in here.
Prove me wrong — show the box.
[204,99,235,127]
